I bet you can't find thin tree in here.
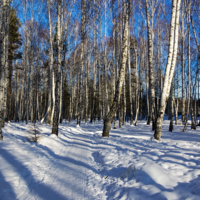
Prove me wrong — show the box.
[154,0,181,140]
[52,0,62,135]
[102,0,130,137]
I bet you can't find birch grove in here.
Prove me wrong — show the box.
[0,0,200,141]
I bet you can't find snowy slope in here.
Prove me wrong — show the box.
[0,120,200,200]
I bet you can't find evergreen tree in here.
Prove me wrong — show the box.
[8,8,22,61]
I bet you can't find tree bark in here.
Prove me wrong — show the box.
[52,0,62,135]
[169,77,174,131]
[145,0,156,131]
[42,0,54,125]
[175,65,179,125]
[183,0,191,132]
[102,0,130,137]
[0,0,9,139]
[182,0,186,123]
[128,27,133,125]
[154,0,181,140]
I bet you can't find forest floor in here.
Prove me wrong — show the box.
[1,118,200,200]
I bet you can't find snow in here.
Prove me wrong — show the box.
[1,119,200,200]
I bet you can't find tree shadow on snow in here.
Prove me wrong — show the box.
[0,148,82,200]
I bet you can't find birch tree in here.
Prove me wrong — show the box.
[0,0,7,139]
[52,0,62,135]
[183,0,191,132]
[181,0,186,123]
[102,0,130,137]
[145,0,156,130]
[154,0,181,140]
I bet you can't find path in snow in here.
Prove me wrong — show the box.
[1,119,200,200]
[0,122,100,200]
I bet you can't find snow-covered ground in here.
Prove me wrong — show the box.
[1,119,200,200]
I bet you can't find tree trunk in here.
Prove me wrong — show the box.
[47,0,54,126]
[175,65,179,125]
[134,49,139,125]
[15,68,19,122]
[154,0,181,140]
[0,0,10,139]
[128,26,133,125]
[8,62,12,121]
[59,69,63,123]
[30,0,34,123]
[85,53,90,124]
[169,77,174,131]
[145,0,156,130]
[182,0,186,123]
[52,0,62,135]
[42,1,53,125]
[90,6,97,123]
[123,78,126,125]
[183,0,191,132]
[102,0,130,137]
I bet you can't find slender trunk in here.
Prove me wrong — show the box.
[8,62,12,121]
[85,54,89,124]
[69,65,73,122]
[59,69,63,123]
[52,0,62,135]
[0,0,6,139]
[3,0,9,126]
[154,0,181,140]
[191,61,199,129]
[42,1,53,124]
[77,74,80,126]
[29,0,34,123]
[104,0,109,118]
[78,0,86,126]
[26,37,29,124]
[123,78,126,125]
[191,97,196,129]
[146,55,150,123]
[145,0,156,130]
[15,68,19,121]
[114,2,119,129]
[182,0,185,123]
[47,0,54,126]
[128,26,133,125]
[91,5,97,123]
[98,63,102,121]
[102,0,130,137]
[183,0,191,132]
[175,65,179,125]
[169,77,174,131]
[119,100,122,128]
[134,49,139,125]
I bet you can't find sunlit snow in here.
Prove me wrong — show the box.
[0,119,200,200]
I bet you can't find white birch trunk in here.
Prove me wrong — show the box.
[154,0,181,140]
[145,0,156,130]
[3,0,10,125]
[52,0,62,135]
